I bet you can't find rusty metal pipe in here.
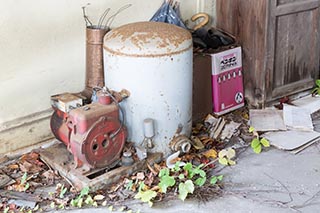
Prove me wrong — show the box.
[81,26,108,100]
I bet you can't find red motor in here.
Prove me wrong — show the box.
[50,88,128,169]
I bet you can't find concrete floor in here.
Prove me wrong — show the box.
[58,142,320,213]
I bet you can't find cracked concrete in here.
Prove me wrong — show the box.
[58,142,320,213]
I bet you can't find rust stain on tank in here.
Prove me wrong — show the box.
[104,22,192,57]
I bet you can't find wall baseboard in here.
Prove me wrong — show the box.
[0,109,54,155]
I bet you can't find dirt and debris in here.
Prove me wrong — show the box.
[250,95,320,154]
[0,107,252,212]
[4,100,320,212]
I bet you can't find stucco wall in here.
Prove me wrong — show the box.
[0,0,202,124]
[0,0,214,154]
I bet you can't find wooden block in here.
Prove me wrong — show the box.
[39,143,162,192]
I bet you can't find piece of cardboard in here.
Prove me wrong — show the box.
[249,109,287,132]
[291,95,320,114]
[262,130,320,151]
[283,104,314,131]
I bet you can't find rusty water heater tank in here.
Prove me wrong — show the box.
[103,22,193,155]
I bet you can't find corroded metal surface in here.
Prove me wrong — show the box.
[103,22,192,57]
[81,27,108,100]
[86,27,107,89]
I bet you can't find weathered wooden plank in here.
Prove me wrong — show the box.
[269,2,320,101]
[272,78,315,98]
[39,143,162,192]
[216,0,320,107]
[275,0,319,15]
[216,0,268,107]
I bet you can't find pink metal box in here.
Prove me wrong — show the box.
[211,46,244,115]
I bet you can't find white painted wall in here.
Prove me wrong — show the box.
[0,0,201,124]
[0,0,216,154]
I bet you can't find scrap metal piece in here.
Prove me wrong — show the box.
[135,145,147,160]
[121,151,134,166]
[50,93,83,113]
[166,151,185,169]
[169,124,192,153]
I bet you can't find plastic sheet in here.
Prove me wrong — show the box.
[150,1,186,29]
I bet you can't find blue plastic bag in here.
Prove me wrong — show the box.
[150,1,186,29]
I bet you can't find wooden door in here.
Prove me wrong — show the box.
[266,0,320,102]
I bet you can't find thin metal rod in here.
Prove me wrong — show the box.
[82,3,93,26]
[104,4,132,29]
[98,8,111,29]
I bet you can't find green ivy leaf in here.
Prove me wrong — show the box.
[70,199,76,207]
[80,186,89,197]
[198,170,206,177]
[226,148,236,159]
[178,180,194,201]
[77,197,83,208]
[134,190,157,207]
[195,177,206,186]
[50,201,56,209]
[21,172,27,185]
[210,175,223,185]
[249,126,255,133]
[59,185,68,198]
[173,161,182,172]
[125,180,133,191]
[196,164,204,169]
[178,174,185,180]
[58,203,65,209]
[218,157,228,165]
[210,176,218,185]
[260,138,270,147]
[85,195,94,205]
[193,166,206,177]
[3,207,9,213]
[138,182,145,192]
[253,144,262,154]
[24,182,30,191]
[159,175,175,193]
[159,168,169,178]
[183,163,193,173]
[228,159,236,165]
[251,138,260,148]
[316,79,320,87]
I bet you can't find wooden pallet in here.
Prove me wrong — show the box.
[39,142,162,192]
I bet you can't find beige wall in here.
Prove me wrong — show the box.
[0,0,214,154]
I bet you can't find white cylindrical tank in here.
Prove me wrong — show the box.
[103,22,193,155]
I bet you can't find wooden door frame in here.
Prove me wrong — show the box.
[265,0,320,105]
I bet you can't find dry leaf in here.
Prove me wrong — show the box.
[8,164,19,170]
[169,157,181,164]
[93,194,105,201]
[147,163,158,176]
[108,194,117,200]
[203,149,218,159]
[153,164,161,173]
[136,172,145,181]
[190,136,204,150]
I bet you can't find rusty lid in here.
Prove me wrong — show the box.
[103,22,192,57]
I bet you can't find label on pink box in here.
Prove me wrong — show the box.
[211,47,244,115]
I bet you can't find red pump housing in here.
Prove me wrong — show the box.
[50,90,127,169]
